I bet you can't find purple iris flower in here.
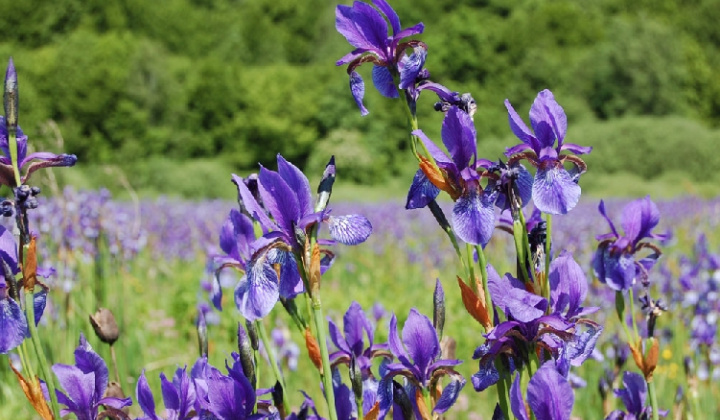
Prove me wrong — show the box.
[605,371,667,419]
[0,116,77,186]
[593,196,667,291]
[474,256,601,391]
[0,225,47,354]
[51,334,132,420]
[509,362,574,420]
[135,367,196,420]
[229,155,371,321]
[378,308,465,417]
[407,106,498,246]
[328,301,390,378]
[504,90,591,215]
[335,0,425,115]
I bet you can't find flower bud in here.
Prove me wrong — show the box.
[433,278,445,338]
[89,308,120,345]
[4,57,18,130]
[197,311,208,358]
[237,322,256,388]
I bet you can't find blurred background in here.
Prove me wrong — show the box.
[2,0,719,199]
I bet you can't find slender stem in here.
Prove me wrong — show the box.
[495,364,511,420]
[311,294,337,420]
[25,289,62,420]
[110,345,120,384]
[475,245,492,321]
[516,209,535,284]
[8,129,21,186]
[17,342,34,378]
[544,213,552,285]
[648,377,660,420]
[256,320,291,412]
[628,288,640,343]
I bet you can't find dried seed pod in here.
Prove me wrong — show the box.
[89,308,120,345]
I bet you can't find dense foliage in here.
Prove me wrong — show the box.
[3,0,720,188]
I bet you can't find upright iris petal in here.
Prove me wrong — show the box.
[504,90,590,215]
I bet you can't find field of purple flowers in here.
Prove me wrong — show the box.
[2,1,720,419]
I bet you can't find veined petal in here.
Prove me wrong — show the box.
[328,214,372,245]
[452,190,496,246]
[529,90,567,149]
[0,224,19,273]
[566,323,603,367]
[471,359,499,392]
[598,248,636,291]
[441,107,477,172]
[405,169,440,210]
[259,166,300,237]
[560,143,592,155]
[526,362,574,420]
[402,309,439,382]
[33,289,47,326]
[234,259,280,321]
[549,252,587,316]
[532,166,581,215]
[277,154,313,217]
[52,364,95,418]
[335,4,386,53]
[399,46,427,90]
[346,1,391,58]
[0,294,28,353]
[433,377,465,414]
[349,71,369,116]
[372,65,399,98]
[620,195,660,244]
[505,99,538,152]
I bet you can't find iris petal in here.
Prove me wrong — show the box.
[234,260,280,321]
[527,362,574,420]
[372,65,399,98]
[0,295,28,354]
[532,166,581,215]
[452,190,496,246]
[328,214,372,245]
[405,169,440,210]
[349,71,369,116]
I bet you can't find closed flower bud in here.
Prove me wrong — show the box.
[89,308,119,345]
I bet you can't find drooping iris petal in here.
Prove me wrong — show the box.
[33,289,47,326]
[328,214,372,245]
[597,247,636,291]
[471,348,499,392]
[0,225,19,273]
[433,378,465,414]
[136,371,159,420]
[372,65,399,98]
[565,323,603,367]
[349,71,369,116]
[401,309,439,381]
[532,166,581,215]
[0,293,28,354]
[526,362,574,420]
[510,373,530,420]
[405,169,440,210]
[452,190,496,246]
[441,107,477,172]
[234,260,280,322]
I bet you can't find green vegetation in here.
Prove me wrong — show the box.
[3,0,720,197]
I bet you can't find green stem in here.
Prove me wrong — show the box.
[543,213,552,286]
[495,364,511,420]
[257,320,291,413]
[25,289,61,420]
[311,294,337,420]
[647,377,660,420]
[516,209,535,284]
[628,288,640,343]
[475,245,492,320]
